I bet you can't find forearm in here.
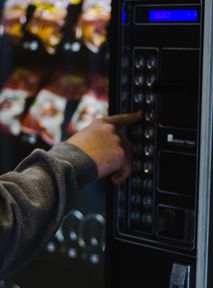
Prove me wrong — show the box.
[0,142,97,280]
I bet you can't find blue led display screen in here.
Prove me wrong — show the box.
[122,10,127,24]
[149,9,199,22]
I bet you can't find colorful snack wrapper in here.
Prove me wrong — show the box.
[69,92,108,131]
[22,90,67,144]
[75,0,111,53]
[69,0,82,4]
[2,0,32,40]
[67,74,108,133]
[82,0,111,12]
[26,0,70,54]
[44,69,87,100]
[22,69,87,144]
[0,67,46,135]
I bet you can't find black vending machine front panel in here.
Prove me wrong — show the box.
[107,0,203,287]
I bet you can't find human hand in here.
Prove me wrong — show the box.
[66,112,142,184]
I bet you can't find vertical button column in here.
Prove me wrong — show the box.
[129,48,159,234]
[120,48,130,113]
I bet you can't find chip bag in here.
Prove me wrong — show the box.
[26,0,70,54]
[2,0,32,40]
[75,0,111,53]
[67,74,108,133]
[22,68,87,144]
[0,67,47,135]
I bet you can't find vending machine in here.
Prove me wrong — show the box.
[106,0,213,287]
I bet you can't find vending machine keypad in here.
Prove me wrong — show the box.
[127,48,159,234]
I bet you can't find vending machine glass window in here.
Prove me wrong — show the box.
[0,0,111,287]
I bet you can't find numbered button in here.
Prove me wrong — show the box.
[142,212,152,226]
[122,56,129,69]
[143,161,153,174]
[133,159,142,172]
[145,92,155,105]
[134,91,144,104]
[144,145,154,157]
[131,176,142,189]
[134,74,144,87]
[130,210,141,223]
[146,74,156,87]
[135,56,145,69]
[142,195,152,208]
[131,193,141,206]
[121,74,128,85]
[143,178,153,191]
[132,125,143,139]
[145,110,155,122]
[144,127,154,139]
[147,56,158,70]
[133,143,143,155]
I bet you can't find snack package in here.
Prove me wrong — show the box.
[67,74,108,133]
[2,0,32,40]
[22,69,87,144]
[69,0,82,4]
[0,67,47,135]
[75,0,111,53]
[26,0,70,54]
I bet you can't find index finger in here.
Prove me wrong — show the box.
[103,111,142,126]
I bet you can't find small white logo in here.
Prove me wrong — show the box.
[167,134,174,142]
[166,133,196,146]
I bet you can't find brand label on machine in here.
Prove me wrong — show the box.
[166,133,196,147]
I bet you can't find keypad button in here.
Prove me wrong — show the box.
[133,159,142,172]
[134,74,144,87]
[143,178,153,191]
[142,212,152,226]
[121,74,128,85]
[122,57,129,69]
[120,91,128,112]
[146,74,156,87]
[121,91,128,101]
[118,208,125,219]
[130,210,141,223]
[146,56,157,70]
[142,195,152,208]
[143,161,153,174]
[131,176,142,189]
[134,91,144,104]
[118,190,126,202]
[131,193,141,206]
[133,143,143,155]
[145,110,155,122]
[144,127,154,139]
[144,145,154,157]
[135,56,145,69]
[145,92,155,105]
[132,125,143,139]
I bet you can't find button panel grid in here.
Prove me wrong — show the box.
[128,48,159,235]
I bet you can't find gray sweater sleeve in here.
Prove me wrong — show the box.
[0,142,98,280]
